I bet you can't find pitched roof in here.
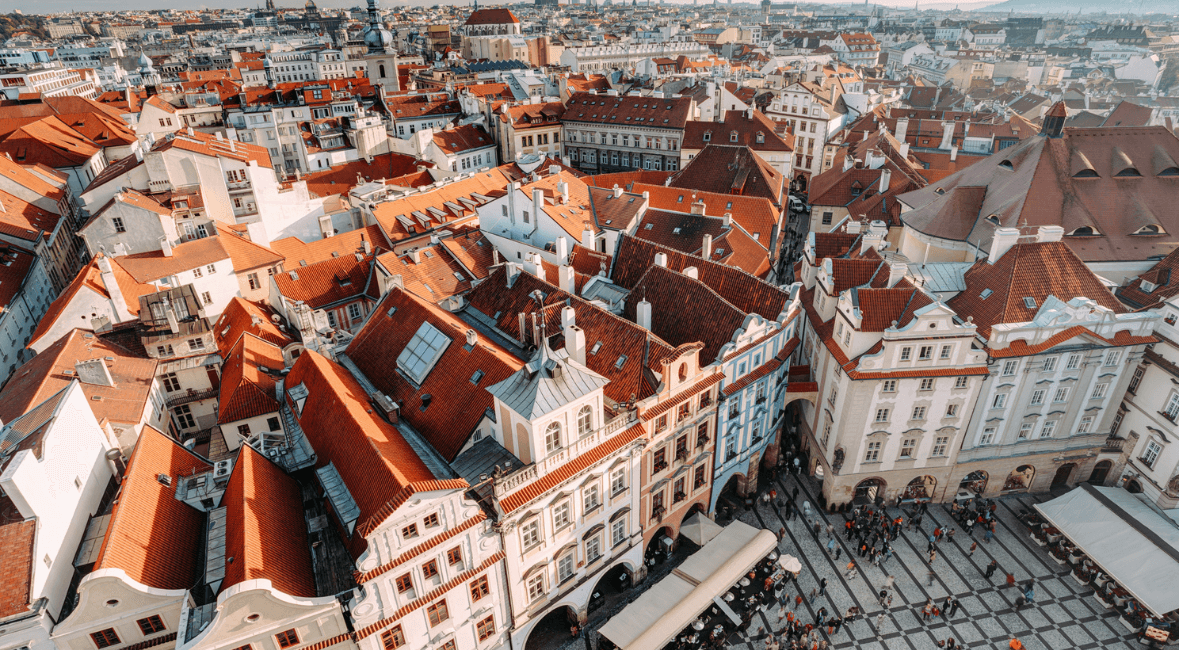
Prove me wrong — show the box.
[0,329,158,427]
[431,124,494,155]
[564,92,694,130]
[0,116,101,168]
[947,240,1126,338]
[213,297,293,357]
[214,225,285,272]
[464,7,520,24]
[218,334,284,424]
[682,110,794,152]
[115,235,234,283]
[221,445,316,597]
[299,153,430,198]
[439,230,495,280]
[273,251,378,309]
[0,153,66,200]
[271,225,391,268]
[633,182,781,248]
[1118,246,1179,309]
[377,245,472,303]
[29,254,154,346]
[0,503,34,618]
[369,167,512,241]
[624,264,748,364]
[346,287,523,461]
[94,427,210,590]
[667,144,785,206]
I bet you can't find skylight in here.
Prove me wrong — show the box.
[615,354,627,369]
[396,322,451,386]
[1023,297,1036,309]
[980,288,993,300]
[591,342,603,355]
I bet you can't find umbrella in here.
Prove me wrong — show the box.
[779,555,802,573]
[680,512,724,546]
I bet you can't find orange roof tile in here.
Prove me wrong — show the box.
[213,297,294,356]
[0,508,34,618]
[218,334,284,424]
[439,230,494,280]
[214,225,284,272]
[270,225,391,267]
[377,245,472,303]
[274,251,378,309]
[29,254,154,346]
[115,235,233,283]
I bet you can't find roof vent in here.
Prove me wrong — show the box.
[157,473,172,487]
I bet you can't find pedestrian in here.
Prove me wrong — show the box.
[1006,572,1016,589]
[929,549,937,564]
[819,577,828,595]
[816,607,827,626]
[859,542,869,558]
[921,600,933,621]
[934,526,943,541]
[792,486,799,501]
[950,597,962,617]
[969,540,978,556]
[809,588,818,604]
[803,501,812,519]
[779,527,786,542]
[827,538,836,555]
[875,613,887,636]
[926,570,936,586]
[985,526,995,543]
[947,527,956,542]
[826,523,834,539]
[844,562,857,580]
[985,560,998,579]
[834,546,842,561]
[942,597,953,619]
[779,608,788,625]
[884,575,896,592]
[813,519,822,537]
[795,594,803,610]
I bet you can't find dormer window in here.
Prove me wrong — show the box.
[1141,279,1158,293]
[850,181,862,196]
[1115,167,1142,177]
[1073,168,1099,178]
[1069,226,1098,236]
[999,160,1014,171]
[730,131,738,142]
[703,131,711,142]
[1135,224,1164,235]
[756,132,765,144]
[1159,167,1179,176]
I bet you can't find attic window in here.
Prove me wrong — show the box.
[590,342,603,355]
[387,307,397,317]
[1115,168,1142,177]
[677,195,684,203]
[1069,226,1097,236]
[730,131,738,143]
[999,160,1014,171]
[934,188,946,195]
[396,322,451,385]
[985,214,1001,225]
[1135,224,1164,235]
[1023,297,1036,309]
[1159,167,1179,176]
[980,288,993,300]
[756,132,765,144]
[615,355,627,369]
[703,131,711,142]
[673,228,681,234]
[1073,169,1099,178]
[644,223,653,230]
[1141,279,1158,293]
[470,370,484,384]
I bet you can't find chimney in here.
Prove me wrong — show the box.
[878,168,891,193]
[557,265,575,294]
[612,184,623,199]
[524,252,545,282]
[842,154,855,172]
[74,358,115,387]
[690,198,706,215]
[722,213,732,228]
[557,180,569,204]
[861,220,886,254]
[160,236,173,257]
[410,248,422,264]
[163,297,180,334]
[581,226,594,250]
[636,298,652,330]
[549,165,561,176]
[466,329,478,347]
[701,233,713,258]
[532,188,544,223]
[950,145,958,162]
[939,121,955,150]
[98,256,133,322]
[555,236,569,262]
[846,220,862,235]
[1037,225,1064,243]
[988,227,1021,264]
[895,116,909,142]
[899,142,910,159]
[654,252,668,267]
[683,266,699,279]
[887,260,908,288]
[363,239,372,255]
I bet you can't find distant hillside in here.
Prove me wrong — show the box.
[0,13,47,40]
[980,0,1179,13]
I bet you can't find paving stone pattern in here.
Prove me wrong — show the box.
[718,472,1143,650]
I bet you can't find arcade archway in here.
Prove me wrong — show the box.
[959,470,988,496]
[901,475,937,501]
[1002,465,1035,493]
[853,477,886,505]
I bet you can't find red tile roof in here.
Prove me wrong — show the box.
[439,230,495,280]
[377,245,472,303]
[345,287,523,461]
[0,506,34,618]
[667,144,785,206]
[271,225,391,268]
[274,251,378,309]
[682,110,794,152]
[221,445,316,597]
[213,297,293,357]
[564,92,694,130]
[299,153,431,198]
[464,7,520,24]
[624,264,749,364]
[634,182,781,247]
[1117,246,1179,309]
[95,427,210,590]
[115,235,233,283]
[431,124,494,155]
[215,225,285,272]
[218,334,284,424]
[29,254,154,346]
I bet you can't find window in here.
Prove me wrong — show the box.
[161,372,180,392]
[1030,389,1045,406]
[882,380,897,393]
[918,346,933,360]
[137,615,166,636]
[586,534,602,563]
[955,376,968,389]
[545,422,562,453]
[1053,388,1070,403]
[422,559,439,579]
[911,406,927,420]
[112,217,125,233]
[553,502,571,530]
[864,441,882,462]
[470,576,490,602]
[422,513,439,528]
[247,272,261,290]
[1039,420,1057,438]
[91,629,121,649]
[821,211,833,225]
[1143,440,1162,468]
[584,484,601,511]
[396,322,450,385]
[578,405,593,437]
[900,347,912,361]
[426,600,449,627]
[1091,383,1109,399]
[1076,416,1094,433]
[174,404,195,428]
[875,408,889,422]
[395,573,413,593]
[610,468,626,495]
[477,615,496,642]
[188,338,205,351]
[447,547,462,566]
[694,464,707,489]
[275,630,300,649]
[992,394,1007,409]
[207,264,216,274]
[1018,422,1034,439]
[931,436,949,456]
[380,627,406,649]
[1129,366,1144,394]
[919,378,934,391]
[828,387,838,406]
[1042,357,1057,372]
[193,266,203,278]
[1002,360,1018,376]
[526,574,545,602]
[1066,353,1082,370]
[612,518,626,547]
[940,345,952,360]
[1111,411,1124,435]
[520,520,540,550]
[979,428,996,445]
[1104,350,1120,367]
[899,438,916,458]
[202,292,213,306]
[237,424,251,437]
[946,404,959,417]
[402,523,419,539]
[557,552,575,583]
[1166,393,1179,420]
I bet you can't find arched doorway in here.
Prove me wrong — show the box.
[853,477,886,505]
[1002,465,1035,493]
[716,473,746,520]
[794,173,808,192]
[959,470,988,496]
[901,475,937,501]
[525,604,579,650]
[646,525,674,563]
[1051,463,1076,489]
[1088,460,1112,485]
[588,563,632,614]
[1126,479,1144,494]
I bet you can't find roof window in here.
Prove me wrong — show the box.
[396,321,451,386]
[1073,168,1099,178]
[615,355,627,369]
[999,159,1014,170]
[1023,297,1036,309]
[1115,167,1142,177]
[1135,224,1164,235]
[980,288,993,300]
[1069,226,1097,236]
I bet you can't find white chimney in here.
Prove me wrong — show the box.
[466,329,478,347]
[683,266,699,279]
[74,358,115,387]
[950,145,958,162]
[565,324,586,366]
[532,188,544,224]
[690,198,706,215]
[581,226,594,250]
[98,256,132,322]
[525,252,545,282]
[555,236,569,262]
[613,184,623,198]
[557,265,575,294]
[636,298,652,330]
[557,180,569,204]
[861,220,886,254]
[887,260,908,288]
[160,236,173,257]
[879,168,891,193]
[939,121,955,150]
[899,142,910,159]
[701,233,712,258]
[842,154,855,172]
[895,116,909,142]
[988,227,1021,264]
[654,252,668,267]
[1038,225,1064,243]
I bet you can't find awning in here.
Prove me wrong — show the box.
[679,512,724,546]
[598,520,777,650]
[1034,484,1179,616]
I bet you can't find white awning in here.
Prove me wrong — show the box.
[598,520,777,649]
[1035,484,1179,616]
[679,511,724,547]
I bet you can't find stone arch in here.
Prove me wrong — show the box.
[524,603,581,650]
[1051,463,1076,489]
[1126,478,1144,494]
[853,477,886,505]
[901,475,937,501]
[589,561,635,614]
[959,470,988,496]
[1002,465,1035,493]
[1088,460,1112,485]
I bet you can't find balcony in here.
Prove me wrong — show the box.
[1103,436,1126,453]
[166,387,219,408]
[227,179,252,191]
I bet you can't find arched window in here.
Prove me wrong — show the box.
[378,64,386,78]
[545,422,562,453]
[578,406,593,437]
[678,363,687,381]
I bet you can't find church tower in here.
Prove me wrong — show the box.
[362,0,399,93]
